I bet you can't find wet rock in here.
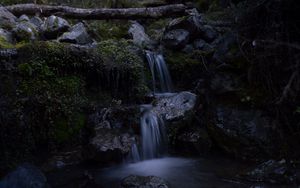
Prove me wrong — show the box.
[128,21,154,49]
[42,15,70,39]
[0,164,49,188]
[121,175,169,188]
[18,14,30,22]
[177,127,212,154]
[0,28,13,43]
[162,29,189,50]
[153,91,197,121]
[12,21,37,41]
[58,22,93,45]
[240,159,297,184]
[0,6,17,29]
[88,130,135,162]
[208,106,275,160]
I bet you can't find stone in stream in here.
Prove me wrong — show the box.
[121,175,170,188]
[153,91,197,121]
[58,22,93,45]
[0,164,49,188]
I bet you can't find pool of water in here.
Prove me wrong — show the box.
[94,157,251,188]
[47,156,290,188]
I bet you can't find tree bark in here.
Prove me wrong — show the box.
[4,3,188,20]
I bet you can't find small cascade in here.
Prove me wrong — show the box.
[127,141,141,163]
[145,51,173,93]
[140,105,166,159]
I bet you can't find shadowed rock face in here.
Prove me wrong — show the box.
[121,175,170,188]
[0,164,49,188]
[128,21,154,49]
[42,15,70,39]
[162,29,189,49]
[59,22,93,45]
[0,6,17,29]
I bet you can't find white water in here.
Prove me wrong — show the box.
[145,51,173,93]
[140,105,166,159]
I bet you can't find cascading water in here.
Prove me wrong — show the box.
[128,51,171,162]
[145,51,173,93]
[140,105,166,159]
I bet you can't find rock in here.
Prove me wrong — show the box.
[153,91,197,121]
[12,21,37,41]
[176,127,212,154]
[0,164,49,188]
[29,16,44,31]
[165,8,201,39]
[208,106,275,160]
[128,21,154,49]
[121,175,169,188]
[162,29,189,50]
[18,14,30,22]
[58,22,93,45]
[88,130,135,162]
[240,159,296,184]
[42,15,70,39]
[0,6,17,29]
[193,39,214,52]
[0,28,13,43]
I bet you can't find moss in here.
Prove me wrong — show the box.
[88,20,130,41]
[54,113,86,143]
[165,50,208,90]
[0,36,14,49]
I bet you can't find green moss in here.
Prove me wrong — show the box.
[165,50,208,89]
[0,36,14,49]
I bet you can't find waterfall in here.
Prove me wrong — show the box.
[145,51,173,93]
[140,105,166,159]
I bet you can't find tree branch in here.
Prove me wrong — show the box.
[4,3,188,20]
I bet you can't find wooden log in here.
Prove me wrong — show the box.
[4,3,188,20]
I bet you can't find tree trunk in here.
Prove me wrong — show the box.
[4,3,188,20]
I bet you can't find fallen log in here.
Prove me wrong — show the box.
[5,3,188,20]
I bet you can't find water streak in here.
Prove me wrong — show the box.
[145,51,173,93]
[140,105,166,159]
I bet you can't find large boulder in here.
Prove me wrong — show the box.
[128,21,154,49]
[162,29,189,50]
[0,6,17,29]
[42,15,70,39]
[0,164,49,188]
[12,22,38,41]
[164,9,218,44]
[208,106,275,160]
[153,91,197,121]
[88,130,135,162]
[29,16,44,31]
[58,22,93,45]
[121,175,169,188]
